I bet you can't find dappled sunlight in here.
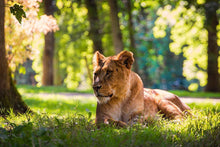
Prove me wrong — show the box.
[153,2,211,91]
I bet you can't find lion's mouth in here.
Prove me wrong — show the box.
[96,93,113,104]
[97,93,113,98]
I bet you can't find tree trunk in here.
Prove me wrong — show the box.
[42,0,55,85]
[204,1,220,92]
[126,0,139,74]
[0,0,8,91]
[107,0,124,54]
[85,0,103,54]
[0,0,29,115]
[42,32,55,85]
[54,50,62,86]
[84,56,93,85]
[0,71,30,115]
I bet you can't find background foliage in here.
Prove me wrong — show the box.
[8,0,220,91]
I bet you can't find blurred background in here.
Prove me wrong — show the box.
[5,0,220,92]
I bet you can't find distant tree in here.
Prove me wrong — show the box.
[180,0,220,92]
[125,0,139,74]
[204,0,219,92]
[107,0,124,54]
[42,0,56,86]
[54,1,91,89]
[0,0,29,115]
[85,0,103,54]
[184,0,220,92]
[154,0,220,92]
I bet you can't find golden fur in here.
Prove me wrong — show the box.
[93,51,190,126]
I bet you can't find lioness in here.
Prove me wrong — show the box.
[93,51,190,126]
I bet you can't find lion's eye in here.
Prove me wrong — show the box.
[106,70,113,76]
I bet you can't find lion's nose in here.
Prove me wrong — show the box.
[93,85,102,92]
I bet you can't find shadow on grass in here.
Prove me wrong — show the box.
[17,85,93,94]
[23,97,96,115]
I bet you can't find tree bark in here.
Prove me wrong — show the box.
[84,56,93,84]
[0,0,29,115]
[42,32,55,85]
[85,0,103,54]
[54,50,62,86]
[0,71,30,115]
[204,1,220,92]
[107,0,124,54]
[126,0,139,74]
[0,0,9,91]
[42,0,55,86]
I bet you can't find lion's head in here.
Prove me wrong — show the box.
[93,51,134,104]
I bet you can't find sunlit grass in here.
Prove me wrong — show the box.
[1,88,220,146]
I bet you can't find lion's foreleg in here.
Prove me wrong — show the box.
[104,118,128,128]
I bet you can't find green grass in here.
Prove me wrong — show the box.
[23,94,97,116]
[1,85,219,146]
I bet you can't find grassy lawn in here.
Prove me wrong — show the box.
[0,85,219,146]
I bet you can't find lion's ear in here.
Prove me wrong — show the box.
[117,51,134,69]
[93,51,105,66]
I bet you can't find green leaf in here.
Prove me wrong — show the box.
[10,4,26,24]
[86,108,92,119]
[19,66,26,74]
